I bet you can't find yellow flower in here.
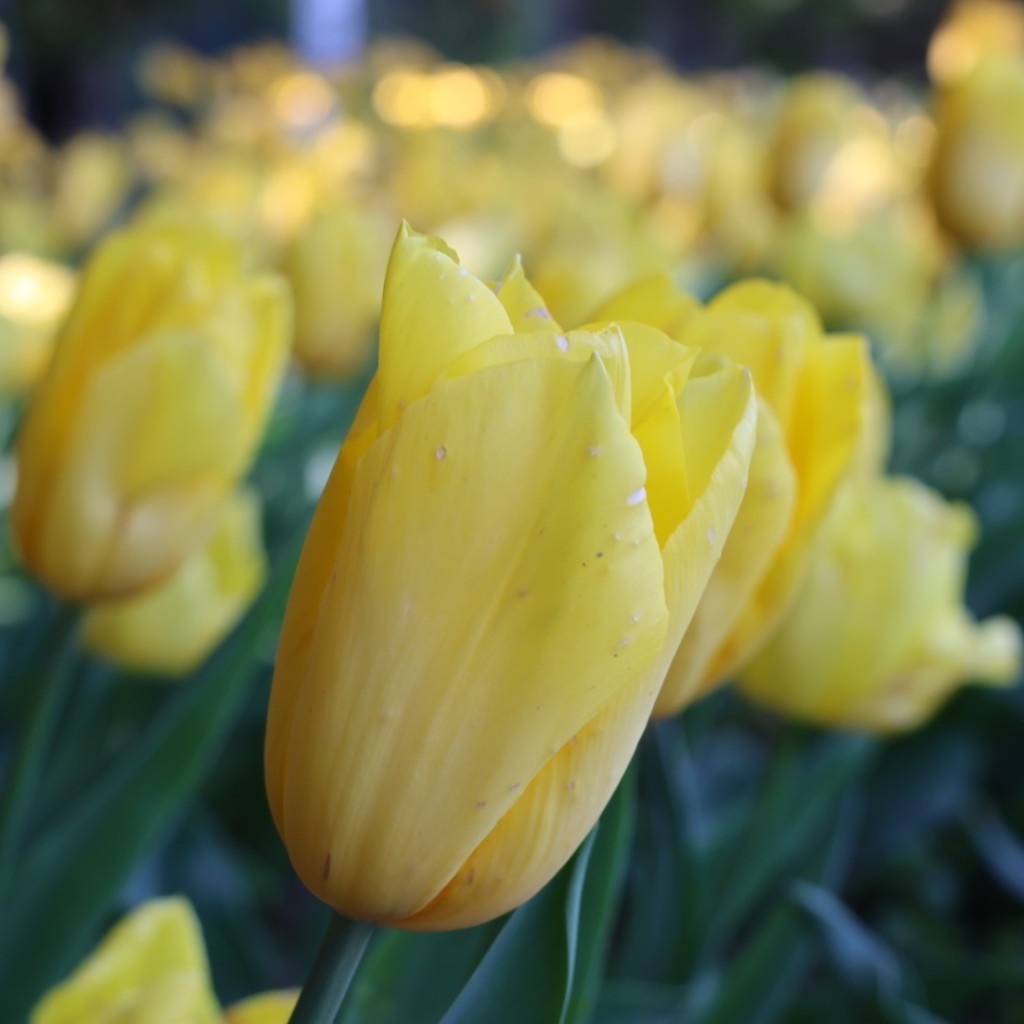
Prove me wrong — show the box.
[264,224,755,930]
[930,56,1024,250]
[52,134,134,252]
[12,215,291,602]
[31,898,221,1024]
[31,898,298,1024]
[928,0,1024,85]
[0,253,75,396]
[83,488,266,676]
[771,74,895,216]
[772,202,946,350]
[285,200,392,378]
[593,277,871,717]
[739,476,1021,732]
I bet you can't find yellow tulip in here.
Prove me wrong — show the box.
[928,0,1024,85]
[772,202,946,350]
[771,74,892,215]
[594,277,871,716]
[12,215,290,602]
[0,253,75,396]
[285,200,391,378]
[930,56,1024,250]
[83,488,266,676]
[32,897,299,1024]
[31,898,221,1024]
[52,134,134,252]
[265,223,756,930]
[739,476,1022,732]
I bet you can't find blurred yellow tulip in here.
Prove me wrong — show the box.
[285,200,392,378]
[739,476,1021,732]
[12,215,291,602]
[771,74,894,215]
[265,223,756,930]
[0,253,75,396]
[52,134,134,251]
[772,202,946,352]
[83,488,266,675]
[592,278,871,716]
[928,0,1024,85]
[32,897,299,1024]
[930,56,1024,250]
[31,898,221,1024]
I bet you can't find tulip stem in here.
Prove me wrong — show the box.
[0,605,81,904]
[288,913,373,1024]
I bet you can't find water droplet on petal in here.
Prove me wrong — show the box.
[626,486,646,506]
[556,335,570,353]
[436,445,447,461]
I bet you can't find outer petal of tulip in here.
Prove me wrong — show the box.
[267,354,668,926]
[376,222,513,429]
[400,356,757,931]
[30,898,221,1024]
[739,476,1022,731]
[492,255,563,333]
[12,216,290,601]
[224,991,300,1024]
[588,272,699,338]
[83,488,266,676]
[657,398,796,715]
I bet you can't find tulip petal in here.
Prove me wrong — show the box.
[31,898,221,1024]
[589,272,699,337]
[438,326,633,423]
[268,355,668,923]
[788,334,868,530]
[656,399,796,715]
[84,488,266,676]
[377,223,513,429]
[492,255,563,333]
[684,281,820,432]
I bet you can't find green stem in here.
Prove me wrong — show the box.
[0,605,81,903]
[289,914,374,1024]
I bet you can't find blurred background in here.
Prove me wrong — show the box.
[3,0,954,140]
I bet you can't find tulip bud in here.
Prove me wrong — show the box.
[930,56,1024,250]
[265,224,756,930]
[12,216,291,602]
[285,200,391,378]
[83,488,266,676]
[739,476,1022,732]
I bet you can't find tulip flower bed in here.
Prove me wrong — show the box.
[2,2,1024,1022]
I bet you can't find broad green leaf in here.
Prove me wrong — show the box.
[0,533,303,1022]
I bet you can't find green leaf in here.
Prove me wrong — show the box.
[439,777,635,1024]
[337,926,501,1024]
[0,533,303,1022]
[563,771,637,1024]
